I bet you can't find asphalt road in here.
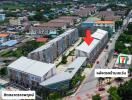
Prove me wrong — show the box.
[75,10,132,96]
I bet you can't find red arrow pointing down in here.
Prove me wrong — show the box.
[83,30,94,45]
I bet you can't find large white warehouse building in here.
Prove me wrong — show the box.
[7,56,56,89]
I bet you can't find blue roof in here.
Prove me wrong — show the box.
[49,31,58,35]
[1,40,18,47]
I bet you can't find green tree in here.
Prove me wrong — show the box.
[101,16,105,21]
[92,94,101,100]
[128,67,132,76]
[33,11,44,21]
[61,55,67,64]
[0,67,7,76]
[115,20,123,29]
[117,79,132,100]
[108,86,121,100]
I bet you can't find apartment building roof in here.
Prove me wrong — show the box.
[49,18,73,23]
[104,15,121,21]
[92,29,108,40]
[84,17,101,23]
[76,7,96,17]
[39,22,66,28]
[59,16,79,20]
[36,37,48,43]
[98,11,115,17]
[95,20,114,24]
[0,34,9,38]
[76,39,100,54]
[8,56,55,77]
[40,57,87,86]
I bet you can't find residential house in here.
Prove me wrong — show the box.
[0,33,9,43]
[75,7,96,17]
[94,20,115,33]
[27,22,67,37]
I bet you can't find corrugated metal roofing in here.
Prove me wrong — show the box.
[92,29,108,40]
[7,56,55,77]
[76,39,100,54]
[1,40,18,46]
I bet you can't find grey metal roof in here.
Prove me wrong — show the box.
[40,57,87,86]
[92,29,108,40]
[76,39,100,54]
[7,56,55,77]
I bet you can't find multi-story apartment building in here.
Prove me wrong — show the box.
[59,16,81,24]
[7,56,56,89]
[75,7,96,17]
[49,19,74,27]
[76,39,100,63]
[97,11,121,21]
[27,22,67,37]
[75,29,108,63]
[28,28,79,63]
[94,20,115,32]
[0,33,9,43]
[92,29,108,51]
[81,19,115,37]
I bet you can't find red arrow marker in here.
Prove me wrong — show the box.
[83,30,94,45]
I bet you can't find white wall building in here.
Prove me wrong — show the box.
[7,56,56,88]
[92,29,108,50]
[75,29,108,63]
[94,21,115,32]
[28,28,79,63]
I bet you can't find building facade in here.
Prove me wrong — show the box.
[28,28,79,63]
[40,57,87,91]
[75,29,108,63]
[7,57,56,89]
